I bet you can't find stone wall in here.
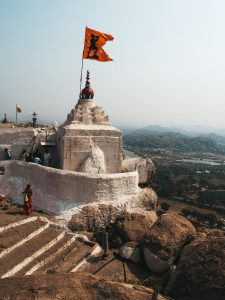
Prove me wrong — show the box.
[0,128,36,159]
[0,160,138,214]
[0,127,59,167]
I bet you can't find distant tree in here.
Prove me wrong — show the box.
[206,213,217,226]
[181,208,192,218]
[188,174,196,184]
[157,209,164,217]
[161,184,175,196]
[217,220,225,229]
[161,202,170,211]
[176,185,185,196]
[199,177,209,187]
[177,178,189,186]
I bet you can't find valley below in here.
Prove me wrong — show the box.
[124,127,225,229]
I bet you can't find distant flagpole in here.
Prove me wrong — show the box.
[16,105,22,123]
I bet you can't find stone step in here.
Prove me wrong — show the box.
[54,242,92,273]
[35,239,96,274]
[0,226,64,278]
[0,219,48,258]
[0,216,38,233]
[70,243,102,273]
[35,240,82,274]
[18,233,75,276]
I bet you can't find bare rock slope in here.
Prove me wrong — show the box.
[0,272,171,300]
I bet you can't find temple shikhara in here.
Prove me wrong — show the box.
[58,71,122,174]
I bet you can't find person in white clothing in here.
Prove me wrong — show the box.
[43,149,51,166]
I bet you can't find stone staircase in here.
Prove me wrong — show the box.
[0,216,101,279]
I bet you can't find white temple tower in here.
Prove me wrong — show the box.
[58,71,123,174]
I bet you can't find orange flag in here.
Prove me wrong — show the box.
[83,27,114,62]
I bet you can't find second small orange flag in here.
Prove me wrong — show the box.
[83,27,114,62]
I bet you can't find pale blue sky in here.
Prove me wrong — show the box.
[1,0,225,129]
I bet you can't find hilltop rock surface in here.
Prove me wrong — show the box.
[0,272,171,300]
[166,228,225,300]
[142,213,196,273]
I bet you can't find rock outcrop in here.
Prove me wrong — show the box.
[69,203,118,231]
[122,156,156,185]
[0,272,171,300]
[165,228,225,300]
[113,210,158,243]
[142,213,196,273]
[130,187,157,211]
[119,241,141,263]
[68,187,158,231]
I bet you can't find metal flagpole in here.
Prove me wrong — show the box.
[16,104,17,123]
[79,57,84,96]
[79,27,87,97]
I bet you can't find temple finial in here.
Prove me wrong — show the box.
[80,70,94,99]
[86,70,90,84]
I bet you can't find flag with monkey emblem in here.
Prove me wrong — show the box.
[83,27,114,62]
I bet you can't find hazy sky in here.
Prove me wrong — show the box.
[1,0,225,129]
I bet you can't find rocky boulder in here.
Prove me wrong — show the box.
[130,187,157,211]
[68,203,119,231]
[68,188,158,233]
[142,213,196,273]
[122,156,156,185]
[0,272,171,300]
[113,210,158,243]
[119,241,141,263]
[165,228,225,300]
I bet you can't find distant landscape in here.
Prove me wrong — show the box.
[123,124,225,229]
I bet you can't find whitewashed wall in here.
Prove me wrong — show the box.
[0,128,36,159]
[0,161,138,214]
